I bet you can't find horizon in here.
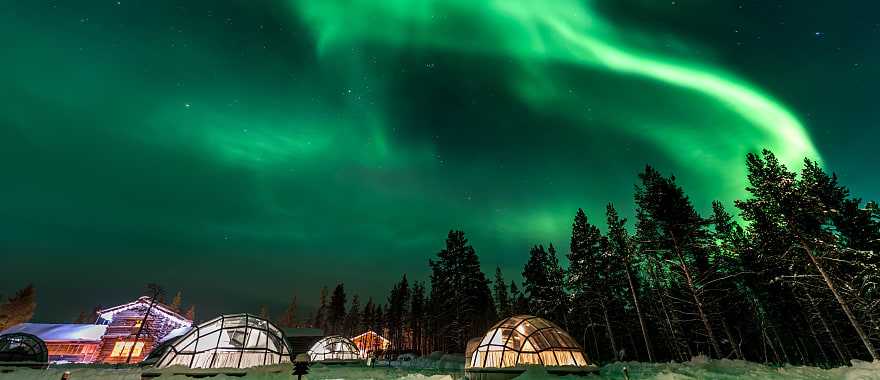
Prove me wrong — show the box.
[3,0,879,326]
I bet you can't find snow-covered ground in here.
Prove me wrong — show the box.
[1,356,878,380]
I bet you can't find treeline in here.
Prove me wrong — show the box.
[280,231,500,354]
[529,150,878,366]
[526,150,878,366]
[288,150,878,367]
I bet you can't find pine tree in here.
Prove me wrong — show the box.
[170,291,183,312]
[493,267,511,318]
[387,275,410,350]
[409,282,426,353]
[737,151,879,361]
[259,305,269,320]
[74,310,91,324]
[362,298,376,333]
[635,165,722,358]
[606,204,654,361]
[328,283,347,334]
[522,244,566,324]
[429,230,496,351]
[0,285,36,331]
[145,283,166,303]
[185,305,196,321]
[345,295,361,336]
[567,208,605,357]
[509,281,529,315]
[314,286,329,332]
[280,296,298,328]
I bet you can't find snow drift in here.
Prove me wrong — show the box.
[1,356,878,380]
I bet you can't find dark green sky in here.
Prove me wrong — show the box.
[2,0,877,322]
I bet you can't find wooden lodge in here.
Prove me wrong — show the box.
[95,296,192,364]
[0,324,105,363]
[351,330,390,357]
[0,296,192,364]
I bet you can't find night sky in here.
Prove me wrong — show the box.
[2,1,878,322]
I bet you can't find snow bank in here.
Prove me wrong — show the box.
[397,353,466,370]
[2,356,878,380]
[598,356,880,380]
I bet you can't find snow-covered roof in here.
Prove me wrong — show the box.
[97,296,191,327]
[352,330,389,343]
[159,326,192,344]
[0,323,107,342]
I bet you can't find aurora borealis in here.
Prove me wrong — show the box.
[2,1,877,321]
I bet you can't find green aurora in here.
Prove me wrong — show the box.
[1,0,875,320]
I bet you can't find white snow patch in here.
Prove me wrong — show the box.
[1,357,879,380]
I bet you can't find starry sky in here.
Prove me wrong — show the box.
[2,0,878,322]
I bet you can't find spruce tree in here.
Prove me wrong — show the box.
[346,295,361,336]
[409,282,426,353]
[314,286,329,332]
[606,203,654,361]
[170,291,183,313]
[328,283,347,334]
[509,281,529,315]
[361,298,374,332]
[522,244,566,324]
[387,275,410,350]
[0,285,36,331]
[280,297,298,328]
[737,151,878,361]
[74,310,90,324]
[493,267,511,318]
[635,165,722,358]
[429,230,495,351]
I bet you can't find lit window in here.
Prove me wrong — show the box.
[110,341,145,357]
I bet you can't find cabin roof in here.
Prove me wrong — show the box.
[0,323,107,342]
[352,330,389,342]
[159,326,192,343]
[97,296,191,327]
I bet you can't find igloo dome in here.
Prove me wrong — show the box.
[466,315,596,379]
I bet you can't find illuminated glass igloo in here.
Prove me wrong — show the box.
[307,335,361,363]
[0,333,48,365]
[155,314,291,369]
[466,315,596,379]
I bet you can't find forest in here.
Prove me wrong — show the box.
[1,149,877,368]
[287,149,879,367]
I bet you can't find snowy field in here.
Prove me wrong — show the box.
[1,357,879,380]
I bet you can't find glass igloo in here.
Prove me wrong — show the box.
[155,314,291,369]
[307,335,361,363]
[0,333,48,364]
[466,315,595,374]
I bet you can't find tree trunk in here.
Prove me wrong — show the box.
[806,292,846,364]
[720,317,742,359]
[627,330,640,361]
[601,302,619,361]
[647,257,686,361]
[802,242,878,361]
[624,259,655,361]
[771,325,790,363]
[674,249,722,358]
[804,310,830,366]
